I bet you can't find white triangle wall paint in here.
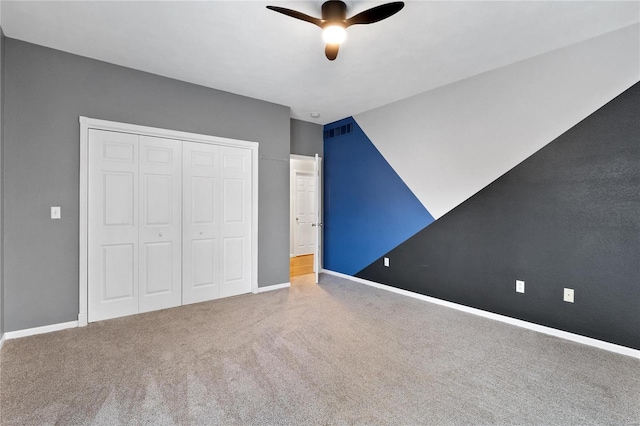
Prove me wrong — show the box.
[355,24,639,220]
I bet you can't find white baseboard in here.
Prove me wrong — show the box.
[321,269,640,359]
[3,320,79,341]
[0,333,5,350]
[258,282,291,293]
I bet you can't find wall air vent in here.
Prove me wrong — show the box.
[324,122,353,139]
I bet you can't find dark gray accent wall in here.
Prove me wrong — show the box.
[357,83,640,350]
[290,119,323,157]
[3,39,291,332]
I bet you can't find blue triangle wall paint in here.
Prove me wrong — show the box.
[323,117,434,275]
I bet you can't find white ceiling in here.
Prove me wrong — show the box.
[2,1,638,124]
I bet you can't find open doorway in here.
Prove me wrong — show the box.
[290,154,322,280]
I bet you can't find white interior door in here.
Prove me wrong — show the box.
[138,136,182,313]
[220,146,252,298]
[294,172,315,256]
[314,153,322,284]
[182,141,221,305]
[88,129,139,322]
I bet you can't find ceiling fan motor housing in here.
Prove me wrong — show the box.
[322,1,348,24]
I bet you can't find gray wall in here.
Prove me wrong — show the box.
[3,39,291,332]
[290,119,323,157]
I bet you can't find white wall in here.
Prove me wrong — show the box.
[355,24,640,219]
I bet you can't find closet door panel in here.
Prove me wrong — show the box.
[192,239,219,287]
[183,142,221,305]
[220,146,252,298]
[88,129,139,322]
[139,136,182,313]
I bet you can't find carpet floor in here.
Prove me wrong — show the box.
[1,273,639,425]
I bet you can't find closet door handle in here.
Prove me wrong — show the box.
[199,231,204,235]
[158,232,163,237]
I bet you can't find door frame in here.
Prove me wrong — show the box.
[79,116,259,327]
[289,154,322,276]
[314,153,323,284]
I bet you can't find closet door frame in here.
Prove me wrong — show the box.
[79,116,259,327]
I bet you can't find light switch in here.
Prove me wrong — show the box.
[51,206,61,219]
[384,257,390,267]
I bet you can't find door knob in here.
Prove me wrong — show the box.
[311,223,316,227]
[199,231,204,235]
[159,232,163,237]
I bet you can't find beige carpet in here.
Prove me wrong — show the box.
[1,273,639,425]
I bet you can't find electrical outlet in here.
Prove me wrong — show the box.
[383,257,390,267]
[516,280,525,294]
[563,288,574,303]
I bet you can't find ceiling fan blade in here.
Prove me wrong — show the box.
[325,43,340,61]
[266,6,323,28]
[345,2,405,27]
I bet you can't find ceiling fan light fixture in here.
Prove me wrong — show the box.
[267,1,405,60]
[322,25,347,44]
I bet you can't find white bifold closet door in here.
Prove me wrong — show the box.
[88,130,252,322]
[88,130,140,322]
[219,145,252,298]
[88,130,182,322]
[138,136,182,313]
[182,142,252,304]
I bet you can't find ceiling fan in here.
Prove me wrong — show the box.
[266,1,405,61]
